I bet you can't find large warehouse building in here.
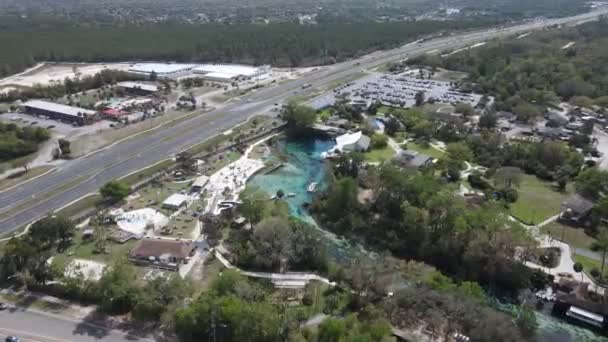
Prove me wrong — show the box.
[127,63,197,79]
[193,64,269,82]
[22,100,96,125]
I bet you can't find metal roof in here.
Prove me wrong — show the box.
[193,64,265,77]
[116,81,159,92]
[23,100,96,117]
[128,63,196,75]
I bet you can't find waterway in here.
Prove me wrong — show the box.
[248,134,608,341]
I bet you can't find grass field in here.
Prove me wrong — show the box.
[363,146,396,162]
[573,254,606,283]
[406,142,445,159]
[540,222,597,250]
[508,175,571,225]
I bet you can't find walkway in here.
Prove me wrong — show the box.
[214,250,336,288]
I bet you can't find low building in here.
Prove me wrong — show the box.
[116,81,159,95]
[22,100,96,125]
[393,150,434,169]
[102,108,128,120]
[560,193,596,223]
[129,239,195,271]
[193,64,269,80]
[162,194,189,210]
[201,72,238,83]
[191,175,209,192]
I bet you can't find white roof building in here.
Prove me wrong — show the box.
[333,131,371,152]
[128,63,197,78]
[193,64,268,78]
[23,100,96,117]
[162,194,190,209]
[201,72,238,82]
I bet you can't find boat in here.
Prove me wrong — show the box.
[287,193,296,198]
[307,182,318,192]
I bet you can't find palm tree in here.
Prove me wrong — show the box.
[592,227,608,280]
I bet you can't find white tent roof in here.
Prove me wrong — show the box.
[23,100,96,117]
[128,63,196,74]
[194,64,264,77]
[203,72,237,80]
[335,131,363,148]
[163,194,189,207]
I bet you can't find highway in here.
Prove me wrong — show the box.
[1,7,608,234]
[0,308,154,342]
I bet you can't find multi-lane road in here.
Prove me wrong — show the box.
[0,308,153,342]
[1,8,608,234]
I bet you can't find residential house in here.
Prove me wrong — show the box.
[129,239,195,271]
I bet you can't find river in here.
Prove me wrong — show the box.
[247,134,608,341]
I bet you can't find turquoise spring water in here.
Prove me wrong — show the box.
[248,135,608,340]
[248,135,370,261]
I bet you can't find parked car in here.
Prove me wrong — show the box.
[5,337,20,342]
[0,302,8,310]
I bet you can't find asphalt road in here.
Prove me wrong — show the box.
[1,8,608,234]
[0,308,154,342]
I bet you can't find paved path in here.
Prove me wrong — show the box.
[1,7,608,236]
[215,250,336,287]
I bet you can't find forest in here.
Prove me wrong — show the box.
[0,18,499,77]
[409,17,608,121]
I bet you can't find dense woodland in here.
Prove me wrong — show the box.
[410,17,608,121]
[0,19,499,77]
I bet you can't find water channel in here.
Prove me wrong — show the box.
[247,134,608,341]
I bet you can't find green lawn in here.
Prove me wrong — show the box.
[540,222,597,251]
[406,142,445,160]
[508,175,571,225]
[52,228,138,270]
[363,146,396,162]
[573,254,607,284]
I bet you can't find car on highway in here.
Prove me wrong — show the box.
[5,337,20,342]
[0,302,8,310]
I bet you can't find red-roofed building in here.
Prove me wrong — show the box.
[102,108,128,120]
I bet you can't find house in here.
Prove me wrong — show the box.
[129,239,195,271]
[560,193,596,223]
[393,150,434,169]
[162,194,189,210]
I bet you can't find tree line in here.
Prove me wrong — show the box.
[409,17,608,121]
[0,18,500,78]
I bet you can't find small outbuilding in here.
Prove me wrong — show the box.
[129,239,195,271]
[162,194,189,210]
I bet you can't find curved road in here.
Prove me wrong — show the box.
[1,8,608,234]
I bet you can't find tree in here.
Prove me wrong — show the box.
[100,180,131,203]
[575,168,608,199]
[133,274,192,321]
[414,91,425,107]
[29,215,75,251]
[282,102,316,136]
[384,117,400,136]
[573,262,584,282]
[478,112,498,129]
[97,259,139,313]
[370,133,388,149]
[591,227,608,279]
[446,142,473,169]
[176,151,197,173]
[454,103,475,116]
[239,187,268,229]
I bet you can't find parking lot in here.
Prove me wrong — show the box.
[0,112,112,138]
